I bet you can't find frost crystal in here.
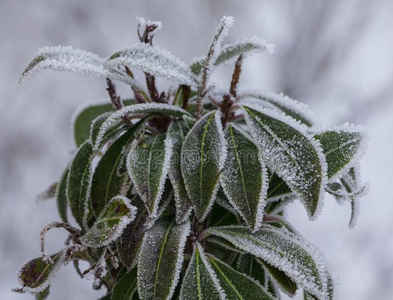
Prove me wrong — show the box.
[106,44,198,86]
[239,90,320,128]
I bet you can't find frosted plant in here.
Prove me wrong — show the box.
[14,16,367,300]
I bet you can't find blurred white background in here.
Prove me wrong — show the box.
[1,1,393,299]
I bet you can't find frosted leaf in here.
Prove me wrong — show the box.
[72,99,136,147]
[314,124,367,181]
[94,103,191,150]
[127,133,172,217]
[207,226,337,300]
[208,256,278,300]
[154,179,174,220]
[34,286,50,300]
[90,112,122,150]
[67,141,94,229]
[236,254,267,285]
[239,91,320,128]
[138,215,191,300]
[19,46,107,85]
[55,164,69,223]
[267,279,281,299]
[17,251,65,294]
[257,258,298,297]
[91,119,146,217]
[304,291,318,300]
[80,196,137,247]
[117,195,149,268]
[220,124,268,231]
[182,115,197,129]
[266,171,293,202]
[243,105,327,220]
[111,267,138,300]
[208,202,241,228]
[107,44,198,86]
[181,111,227,221]
[179,242,226,300]
[19,46,147,95]
[167,121,193,224]
[191,37,274,75]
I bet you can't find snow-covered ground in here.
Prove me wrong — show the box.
[1,1,392,299]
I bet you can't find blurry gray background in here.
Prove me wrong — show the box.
[1,1,393,299]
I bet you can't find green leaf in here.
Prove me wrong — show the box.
[220,125,267,231]
[128,133,172,217]
[314,125,365,179]
[266,171,292,202]
[138,215,191,300]
[236,254,266,285]
[304,291,318,300]
[208,256,277,300]
[56,165,69,223]
[190,37,273,75]
[167,121,193,223]
[19,46,106,85]
[117,196,149,268]
[240,92,318,127]
[111,268,138,300]
[179,242,226,300]
[91,118,147,216]
[181,111,226,221]
[243,106,326,219]
[90,112,124,150]
[73,100,135,147]
[35,286,50,300]
[80,196,137,247]
[95,103,191,150]
[67,141,94,228]
[19,46,147,93]
[207,226,334,299]
[258,259,298,296]
[107,44,198,86]
[208,202,240,228]
[17,251,64,293]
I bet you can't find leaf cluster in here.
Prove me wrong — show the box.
[15,17,367,300]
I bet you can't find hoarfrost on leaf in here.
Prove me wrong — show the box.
[181,111,227,221]
[138,215,191,300]
[107,43,198,87]
[314,124,367,181]
[208,255,278,300]
[207,226,337,300]
[239,90,320,128]
[179,242,226,300]
[80,196,137,247]
[167,121,193,224]
[94,103,191,150]
[16,251,65,294]
[243,105,327,220]
[191,37,275,75]
[127,133,173,217]
[220,124,268,232]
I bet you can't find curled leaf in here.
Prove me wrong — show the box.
[17,252,64,294]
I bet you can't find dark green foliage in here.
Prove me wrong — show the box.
[15,16,367,300]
